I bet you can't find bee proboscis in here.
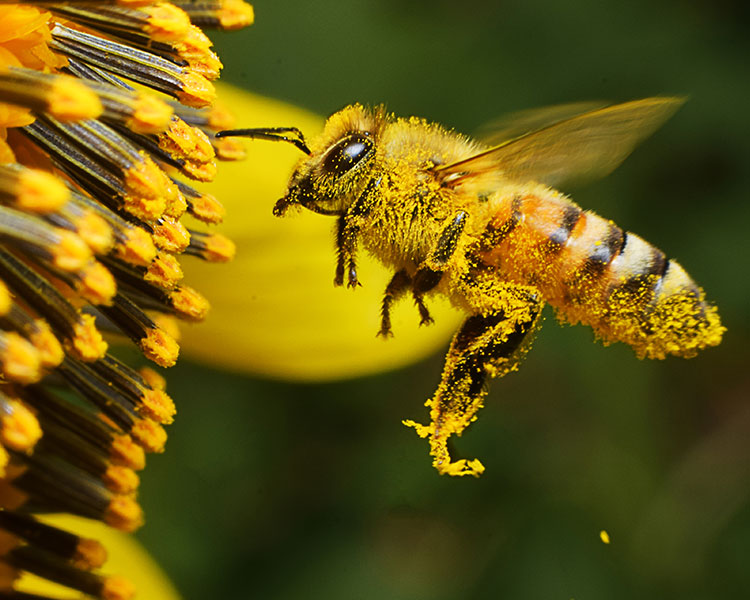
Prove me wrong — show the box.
[218,98,724,477]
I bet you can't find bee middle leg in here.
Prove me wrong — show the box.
[404,295,542,477]
[379,269,412,337]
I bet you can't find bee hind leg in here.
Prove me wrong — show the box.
[404,299,542,477]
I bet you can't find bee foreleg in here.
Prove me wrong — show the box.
[334,177,382,288]
[404,298,542,477]
[378,269,412,337]
[334,215,360,288]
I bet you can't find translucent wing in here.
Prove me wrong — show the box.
[435,97,685,189]
[477,100,607,146]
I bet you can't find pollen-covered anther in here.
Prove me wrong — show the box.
[213,135,247,161]
[52,230,93,272]
[28,320,64,369]
[145,252,183,288]
[0,331,42,384]
[0,165,69,213]
[170,285,210,321]
[49,75,104,121]
[74,261,117,306]
[102,465,140,495]
[140,327,179,368]
[138,366,166,392]
[101,574,137,600]
[0,398,42,452]
[174,0,255,30]
[75,211,115,255]
[152,216,190,253]
[189,190,226,224]
[130,418,167,453]
[165,187,188,219]
[114,227,157,268]
[127,94,174,135]
[142,2,192,40]
[104,495,143,533]
[0,67,102,122]
[109,435,145,471]
[69,314,108,362]
[139,389,175,425]
[159,116,216,165]
[72,537,107,571]
[187,231,236,262]
[121,160,169,221]
[175,71,217,108]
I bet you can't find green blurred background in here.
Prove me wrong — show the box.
[137,1,750,598]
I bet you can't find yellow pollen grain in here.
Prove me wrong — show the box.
[16,168,69,212]
[48,77,102,121]
[144,2,191,41]
[102,465,140,495]
[189,191,225,224]
[29,320,63,368]
[1,332,42,384]
[175,71,216,108]
[0,399,42,452]
[76,261,116,306]
[72,537,107,570]
[69,314,108,362]
[127,94,173,135]
[140,327,179,368]
[130,419,167,453]
[202,233,236,262]
[145,253,183,289]
[101,575,137,600]
[219,0,255,29]
[140,389,175,425]
[104,495,144,533]
[152,216,190,253]
[170,285,209,321]
[116,227,157,267]
[600,530,610,544]
[76,212,114,255]
[109,435,145,471]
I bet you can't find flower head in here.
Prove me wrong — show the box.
[0,1,252,597]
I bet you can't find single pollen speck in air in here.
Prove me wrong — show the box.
[600,530,611,544]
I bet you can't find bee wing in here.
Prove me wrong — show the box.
[477,100,608,146]
[435,97,685,190]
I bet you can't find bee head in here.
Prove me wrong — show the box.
[275,104,385,217]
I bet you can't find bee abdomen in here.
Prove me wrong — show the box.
[481,192,724,358]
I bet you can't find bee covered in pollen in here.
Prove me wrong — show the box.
[217,98,725,477]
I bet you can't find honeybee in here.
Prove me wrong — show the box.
[217,98,724,477]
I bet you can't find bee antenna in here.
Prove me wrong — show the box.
[215,127,312,155]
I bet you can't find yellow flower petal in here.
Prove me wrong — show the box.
[16,515,180,600]
[180,84,461,381]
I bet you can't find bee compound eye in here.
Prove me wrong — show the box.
[323,133,373,176]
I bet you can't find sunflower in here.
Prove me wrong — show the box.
[0,1,252,597]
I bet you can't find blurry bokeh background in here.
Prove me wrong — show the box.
[135,1,750,598]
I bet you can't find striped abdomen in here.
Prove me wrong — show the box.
[478,188,724,358]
